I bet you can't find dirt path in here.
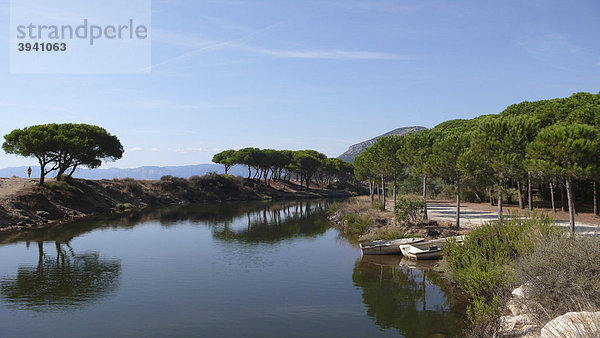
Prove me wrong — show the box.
[427,200,600,235]
[0,178,38,199]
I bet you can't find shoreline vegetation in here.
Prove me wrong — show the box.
[0,174,353,234]
[329,196,600,337]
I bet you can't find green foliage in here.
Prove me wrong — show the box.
[212,150,237,174]
[115,203,134,211]
[527,122,600,180]
[430,122,473,182]
[340,214,372,235]
[3,123,123,185]
[444,213,562,323]
[211,147,350,188]
[394,196,426,224]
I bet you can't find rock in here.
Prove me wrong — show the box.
[507,298,530,317]
[540,311,600,338]
[501,314,538,337]
[512,282,533,299]
[36,210,51,218]
[17,221,27,226]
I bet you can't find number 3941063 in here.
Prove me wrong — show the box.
[18,42,67,52]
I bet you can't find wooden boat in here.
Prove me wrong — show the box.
[360,237,425,255]
[399,235,466,260]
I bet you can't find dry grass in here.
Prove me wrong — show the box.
[329,196,393,237]
[514,234,600,326]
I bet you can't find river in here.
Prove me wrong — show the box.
[0,200,466,337]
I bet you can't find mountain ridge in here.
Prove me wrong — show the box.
[337,126,427,162]
[0,164,248,180]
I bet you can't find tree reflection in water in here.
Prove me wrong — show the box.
[211,200,332,243]
[353,255,467,337]
[0,241,120,311]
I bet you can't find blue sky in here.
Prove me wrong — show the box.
[0,0,599,169]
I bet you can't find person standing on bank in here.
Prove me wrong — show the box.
[27,166,32,178]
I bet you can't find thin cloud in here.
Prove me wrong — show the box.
[251,48,410,60]
[148,22,410,70]
[145,22,283,71]
[128,147,144,152]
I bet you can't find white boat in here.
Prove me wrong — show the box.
[399,235,466,260]
[360,237,425,255]
[400,243,443,260]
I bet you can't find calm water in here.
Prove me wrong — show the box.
[0,200,466,337]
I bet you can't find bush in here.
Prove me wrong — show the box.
[121,178,143,194]
[359,227,421,241]
[394,196,425,224]
[444,213,562,324]
[340,214,372,235]
[329,197,390,236]
[515,234,600,321]
[115,203,134,210]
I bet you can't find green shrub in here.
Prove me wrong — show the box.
[444,213,561,323]
[394,196,425,224]
[115,203,134,211]
[341,214,372,235]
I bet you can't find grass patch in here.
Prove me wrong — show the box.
[340,214,372,235]
[115,203,134,211]
[444,212,562,327]
[328,196,391,237]
[45,180,84,194]
[359,227,421,241]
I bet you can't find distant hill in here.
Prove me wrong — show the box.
[0,164,248,180]
[338,126,427,162]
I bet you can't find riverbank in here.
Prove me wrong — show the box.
[328,196,470,241]
[329,197,600,337]
[0,174,352,233]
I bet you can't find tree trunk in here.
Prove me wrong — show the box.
[517,180,524,209]
[247,166,251,179]
[422,175,428,220]
[38,159,46,186]
[456,178,461,229]
[528,172,533,210]
[67,164,79,178]
[498,183,504,221]
[393,176,397,212]
[381,174,386,211]
[560,180,567,211]
[549,180,556,213]
[56,167,67,181]
[565,177,576,233]
[369,178,374,205]
[489,188,494,206]
[594,181,598,216]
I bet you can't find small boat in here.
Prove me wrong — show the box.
[400,243,443,260]
[399,235,466,260]
[360,237,425,255]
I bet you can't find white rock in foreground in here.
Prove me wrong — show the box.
[540,311,600,338]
